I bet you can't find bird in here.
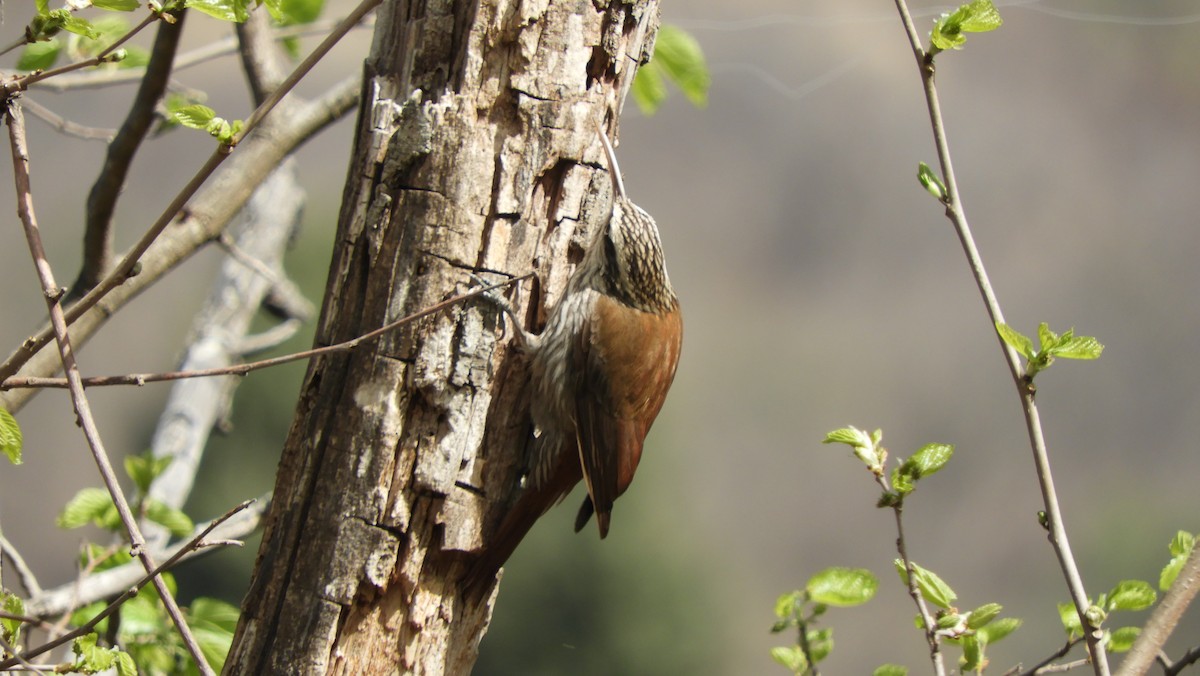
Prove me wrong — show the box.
[465,119,683,596]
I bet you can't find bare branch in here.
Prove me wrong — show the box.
[26,498,267,618]
[0,74,361,411]
[1008,638,1083,676]
[889,2,1109,673]
[0,0,380,395]
[872,471,946,675]
[2,274,532,391]
[0,633,47,676]
[0,500,257,669]
[0,531,42,597]
[143,161,305,539]
[3,102,213,676]
[31,17,372,93]
[1116,545,1200,675]
[237,4,290,103]
[18,97,114,142]
[1,12,160,95]
[1163,644,1200,676]
[75,13,187,296]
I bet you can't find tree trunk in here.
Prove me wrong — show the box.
[224,0,660,673]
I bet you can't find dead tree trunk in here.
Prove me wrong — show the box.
[224,0,660,672]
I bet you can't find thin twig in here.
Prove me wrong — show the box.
[18,98,115,141]
[1034,658,1093,674]
[889,1,1109,673]
[1162,644,1200,676]
[0,634,47,676]
[0,74,361,410]
[2,274,533,391]
[4,102,214,676]
[795,617,821,676]
[2,12,159,95]
[233,0,382,142]
[1008,638,1084,676]
[0,500,255,669]
[27,497,267,618]
[875,473,946,676]
[1117,545,1200,674]
[237,3,290,103]
[31,16,373,92]
[0,531,42,596]
[0,0,380,387]
[216,231,283,284]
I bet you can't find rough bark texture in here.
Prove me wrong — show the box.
[225,0,660,673]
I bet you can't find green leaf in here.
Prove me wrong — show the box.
[127,642,174,675]
[874,666,908,676]
[185,0,251,22]
[1058,601,1082,638]
[144,499,195,537]
[958,0,1003,32]
[189,601,241,673]
[806,567,878,607]
[995,322,1033,359]
[1048,334,1104,360]
[51,10,100,39]
[68,15,129,58]
[648,24,709,107]
[1108,626,1140,653]
[1161,532,1195,590]
[960,633,983,672]
[73,632,120,673]
[917,162,946,201]
[115,651,138,676]
[823,426,884,474]
[170,103,217,129]
[1037,322,1057,348]
[2,593,25,644]
[895,560,957,609]
[936,612,961,630]
[903,443,954,480]
[1106,580,1156,612]
[94,0,141,9]
[0,407,22,464]
[69,600,109,633]
[189,597,240,631]
[125,452,173,494]
[276,0,324,24]
[807,627,834,663]
[116,45,150,68]
[770,645,807,673]
[119,582,173,636]
[57,487,117,529]
[823,427,867,447]
[774,590,803,620]
[1170,531,1195,557]
[16,39,62,72]
[631,60,668,116]
[631,24,708,116]
[930,0,1003,51]
[966,603,1002,629]
[977,616,1021,643]
[79,542,132,572]
[36,0,51,15]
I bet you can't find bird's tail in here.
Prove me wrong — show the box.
[462,452,582,602]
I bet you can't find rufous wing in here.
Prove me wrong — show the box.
[573,295,682,537]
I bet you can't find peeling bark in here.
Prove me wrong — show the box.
[225,0,660,672]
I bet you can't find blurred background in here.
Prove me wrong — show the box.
[3,0,1200,673]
